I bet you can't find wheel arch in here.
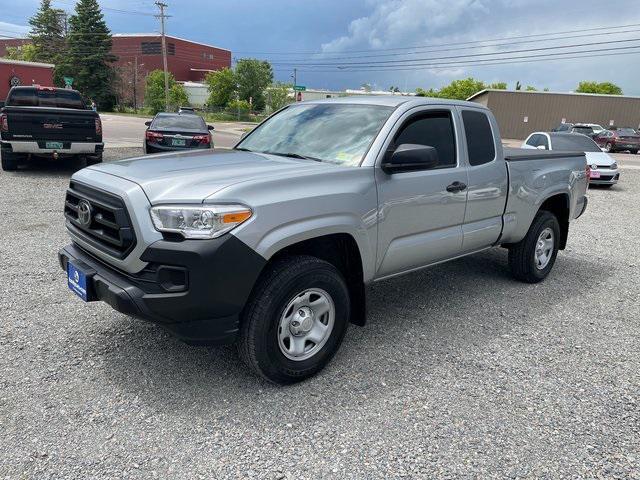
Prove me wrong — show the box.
[258,232,368,327]
[538,192,570,250]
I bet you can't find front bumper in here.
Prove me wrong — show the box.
[2,140,104,155]
[589,168,620,185]
[58,236,266,345]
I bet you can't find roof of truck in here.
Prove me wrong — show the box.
[303,95,489,109]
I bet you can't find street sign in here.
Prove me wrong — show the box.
[293,85,306,91]
[63,77,74,88]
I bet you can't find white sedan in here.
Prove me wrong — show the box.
[522,132,620,187]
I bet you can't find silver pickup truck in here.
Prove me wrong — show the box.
[58,97,588,384]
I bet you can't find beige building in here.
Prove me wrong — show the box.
[468,89,640,140]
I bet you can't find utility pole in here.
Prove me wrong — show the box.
[292,68,297,88]
[155,2,170,111]
[133,56,138,113]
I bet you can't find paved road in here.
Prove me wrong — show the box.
[1,149,639,478]
[101,113,244,149]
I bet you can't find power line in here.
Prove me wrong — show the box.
[284,46,640,73]
[264,37,640,67]
[233,22,640,55]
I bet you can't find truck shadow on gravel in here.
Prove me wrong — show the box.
[92,248,609,410]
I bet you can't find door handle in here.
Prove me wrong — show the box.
[446,181,467,193]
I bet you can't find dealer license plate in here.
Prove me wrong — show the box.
[67,261,88,301]
[46,141,64,149]
[590,171,601,179]
[171,138,186,147]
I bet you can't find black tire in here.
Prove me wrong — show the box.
[238,255,350,384]
[508,211,561,283]
[1,151,19,171]
[86,153,103,166]
[631,150,638,155]
[605,143,614,153]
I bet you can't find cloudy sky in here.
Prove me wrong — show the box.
[2,0,640,94]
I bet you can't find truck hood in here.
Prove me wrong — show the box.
[87,150,335,203]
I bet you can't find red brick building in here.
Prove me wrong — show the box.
[0,58,55,101]
[111,34,231,82]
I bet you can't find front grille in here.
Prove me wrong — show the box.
[64,181,136,259]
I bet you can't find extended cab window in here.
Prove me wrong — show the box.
[462,110,495,166]
[393,111,456,168]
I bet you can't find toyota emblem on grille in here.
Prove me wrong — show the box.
[77,200,92,226]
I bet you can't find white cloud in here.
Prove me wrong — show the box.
[321,0,488,53]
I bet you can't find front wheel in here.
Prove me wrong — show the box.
[238,255,350,384]
[605,143,613,153]
[508,211,561,283]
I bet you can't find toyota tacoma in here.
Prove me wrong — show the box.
[58,97,589,384]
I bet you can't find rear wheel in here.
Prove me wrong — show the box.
[631,150,638,155]
[605,142,613,153]
[508,211,561,283]
[238,255,350,384]
[1,151,19,171]
[85,153,103,166]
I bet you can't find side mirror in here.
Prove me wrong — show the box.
[382,144,439,174]
[536,145,547,150]
[207,125,214,131]
[240,131,249,140]
[144,121,152,127]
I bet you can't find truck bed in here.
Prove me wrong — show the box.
[503,147,585,162]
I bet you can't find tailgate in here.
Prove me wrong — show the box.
[3,107,99,142]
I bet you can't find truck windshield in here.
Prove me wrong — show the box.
[552,135,601,152]
[236,103,394,166]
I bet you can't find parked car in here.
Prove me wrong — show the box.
[552,123,605,138]
[59,97,588,384]
[523,132,619,187]
[178,106,196,114]
[144,113,214,153]
[552,122,573,132]
[0,86,103,171]
[593,128,640,153]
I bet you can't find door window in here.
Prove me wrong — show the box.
[393,111,456,168]
[462,110,495,166]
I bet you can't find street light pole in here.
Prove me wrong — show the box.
[155,1,170,112]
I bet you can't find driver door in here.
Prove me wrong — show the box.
[374,107,469,279]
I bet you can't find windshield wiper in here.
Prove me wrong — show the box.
[263,151,323,162]
[234,147,253,152]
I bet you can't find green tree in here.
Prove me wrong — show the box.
[525,86,537,91]
[489,82,507,90]
[57,0,115,109]
[437,77,487,100]
[205,67,236,108]
[267,83,292,112]
[28,0,66,65]
[144,70,189,114]
[576,81,623,95]
[3,44,37,62]
[235,59,273,111]
[415,87,440,98]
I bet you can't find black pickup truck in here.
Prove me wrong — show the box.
[0,86,103,171]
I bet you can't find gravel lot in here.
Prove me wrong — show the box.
[1,149,639,479]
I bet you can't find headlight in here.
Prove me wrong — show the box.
[611,162,618,169]
[150,204,252,239]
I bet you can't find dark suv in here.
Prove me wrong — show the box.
[594,128,640,154]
